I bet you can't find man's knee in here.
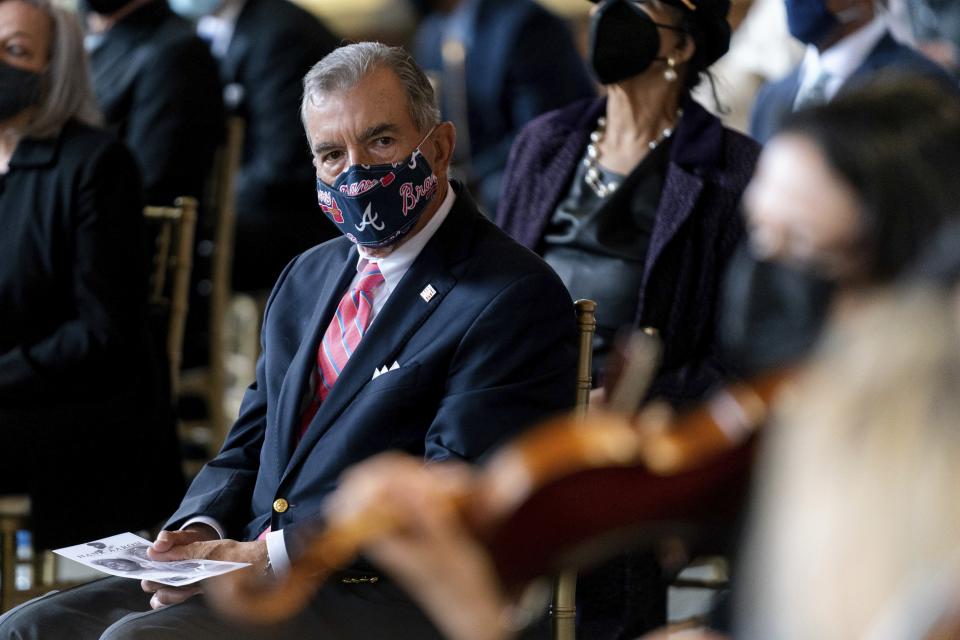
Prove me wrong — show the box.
[0,590,66,640]
[100,610,170,640]
[100,600,215,640]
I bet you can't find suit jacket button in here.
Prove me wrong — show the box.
[273,498,289,514]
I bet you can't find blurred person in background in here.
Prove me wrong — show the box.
[82,0,225,368]
[411,0,595,214]
[496,0,759,635]
[170,0,341,293]
[905,0,960,72]
[0,0,183,551]
[83,0,223,208]
[692,0,804,133]
[749,0,951,143]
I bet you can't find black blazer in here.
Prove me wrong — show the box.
[167,185,578,556]
[750,32,953,143]
[219,0,341,289]
[0,121,183,548]
[90,0,224,205]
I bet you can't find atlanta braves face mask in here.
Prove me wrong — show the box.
[316,128,440,248]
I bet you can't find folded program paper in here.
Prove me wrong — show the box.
[54,532,249,587]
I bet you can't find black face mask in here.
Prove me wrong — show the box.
[718,245,835,378]
[82,0,135,14]
[588,0,686,85]
[0,61,42,122]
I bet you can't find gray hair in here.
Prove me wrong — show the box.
[301,42,440,134]
[7,0,102,138]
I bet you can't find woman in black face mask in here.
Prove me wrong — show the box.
[497,0,757,407]
[495,0,759,635]
[0,0,183,551]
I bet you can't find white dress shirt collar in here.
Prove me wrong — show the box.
[798,17,888,102]
[355,182,457,299]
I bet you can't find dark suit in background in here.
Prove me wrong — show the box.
[750,32,952,143]
[88,0,225,367]
[413,0,595,213]
[0,122,183,550]
[216,0,341,292]
[88,0,224,206]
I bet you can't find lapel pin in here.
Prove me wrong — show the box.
[420,284,437,302]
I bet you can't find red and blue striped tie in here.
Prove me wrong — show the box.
[299,261,384,437]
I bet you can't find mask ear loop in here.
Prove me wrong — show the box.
[411,124,440,169]
[414,124,440,153]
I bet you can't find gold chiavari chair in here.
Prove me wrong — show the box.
[179,118,245,462]
[551,298,597,640]
[144,197,199,398]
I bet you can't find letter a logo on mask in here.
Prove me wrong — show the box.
[355,203,385,232]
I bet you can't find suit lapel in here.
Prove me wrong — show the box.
[280,194,476,483]
[525,103,604,249]
[848,32,895,79]
[273,247,356,465]
[221,15,252,83]
[90,35,144,118]
[644,165,703,287]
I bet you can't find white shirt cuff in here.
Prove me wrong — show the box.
[180,516,225,539]
[265,529,291,576]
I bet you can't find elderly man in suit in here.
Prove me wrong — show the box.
[750,0,951,143]
[0,42,576,640]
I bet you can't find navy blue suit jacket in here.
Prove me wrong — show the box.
[167,186,577,556]
[750,32,952,143]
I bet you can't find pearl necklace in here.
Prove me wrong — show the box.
[582,109,683,199]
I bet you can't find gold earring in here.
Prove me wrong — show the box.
[664,57,678,82]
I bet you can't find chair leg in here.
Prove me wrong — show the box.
[552,571,577,640]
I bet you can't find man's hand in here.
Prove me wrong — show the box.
[141,526,268,610]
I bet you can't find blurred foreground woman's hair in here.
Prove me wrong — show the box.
[738,288,960,640]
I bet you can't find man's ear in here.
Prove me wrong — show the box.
[428,121,456,175]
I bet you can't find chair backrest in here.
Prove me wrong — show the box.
[206,117,244,336]
[205,117,245,445]
[145,196,198,397]
[552,299,598,640]
[573,299,597,415]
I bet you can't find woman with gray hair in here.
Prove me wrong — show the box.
[0,0,183,550]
